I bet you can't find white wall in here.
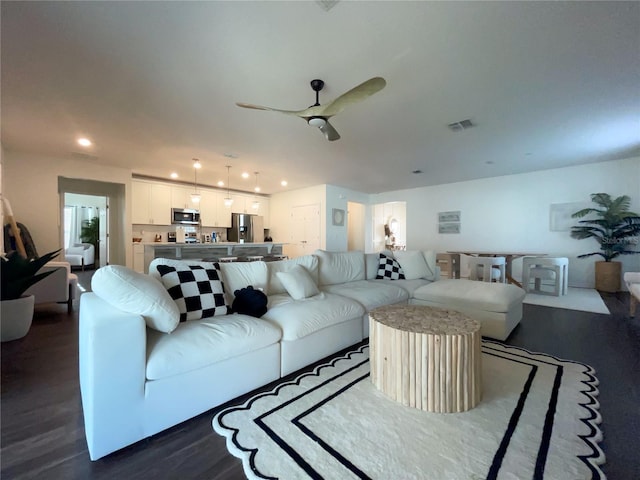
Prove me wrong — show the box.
[2,150,133,265]
[371,157,640,288]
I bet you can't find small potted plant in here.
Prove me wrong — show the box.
[1,249,61,341]
[571,193,640,292]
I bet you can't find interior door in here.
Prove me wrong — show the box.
[288,204,320,258]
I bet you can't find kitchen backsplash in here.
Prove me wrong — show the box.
[132,225,228,243]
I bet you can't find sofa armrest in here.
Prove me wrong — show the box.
[79,293,147,460]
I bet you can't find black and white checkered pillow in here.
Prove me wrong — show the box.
[376,253,405,280]
[156,264,229,321]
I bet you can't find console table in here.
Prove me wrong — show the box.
[369,305,482,413]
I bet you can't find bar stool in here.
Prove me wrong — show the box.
[218,256,237,263]
[522,257,568,296]
[468,256,506,283]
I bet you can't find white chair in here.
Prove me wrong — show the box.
[522,257,568,296]
[468,256,506,283]
[24,261,79,313]
[65,243,95,270]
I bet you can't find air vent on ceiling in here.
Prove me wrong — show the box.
[448,119,474,132]
[316,0,339,11]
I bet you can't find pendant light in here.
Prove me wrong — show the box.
[190,158,201,204]
[223,165,233,207]
[252,172,260,210]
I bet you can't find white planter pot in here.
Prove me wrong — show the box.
[1,295,35,342]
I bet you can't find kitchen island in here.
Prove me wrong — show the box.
[142,242,286,273]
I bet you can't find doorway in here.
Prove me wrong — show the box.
[58,177,126,267]
[63,193,109,268]
[347,201,365,251]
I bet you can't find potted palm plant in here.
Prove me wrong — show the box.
[571,193,640,292]
[1,249,61,341]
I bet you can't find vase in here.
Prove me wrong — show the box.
[595,261,621,293]
[1,294,35,342]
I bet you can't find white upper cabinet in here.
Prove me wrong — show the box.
[132,178,267,228]
[132,180,171,225]
[171,185,200,210]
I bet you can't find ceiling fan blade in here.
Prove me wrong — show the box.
[319,120,341,141]
[317,77,386,117]
[235,102,302,116]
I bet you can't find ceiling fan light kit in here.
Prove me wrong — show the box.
[308,116,327,128]
[237,76,386,142]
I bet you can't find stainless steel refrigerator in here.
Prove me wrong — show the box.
[227,213,264,243]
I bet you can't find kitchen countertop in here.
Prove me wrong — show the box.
[139,242,284,246]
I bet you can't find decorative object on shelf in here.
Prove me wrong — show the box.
[223,165,233,207]
[438,210,461,234]
[1,249,61,342]
[190,158,201,204]
[252,172,260,210]
[332,208,345,226]
[571,193,640,292]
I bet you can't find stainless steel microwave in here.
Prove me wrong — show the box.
[171,208,200,225]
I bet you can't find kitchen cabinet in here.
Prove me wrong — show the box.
[132,180,171,225]
[171,185,200,210]
[133,243,145,273]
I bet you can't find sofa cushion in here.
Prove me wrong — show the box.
[322,280,409,311]
[376,253,405,280]
[218,261,269,302]
[412,279,526,312]
[156,264,229,322]
[365,250,394,280]
[267,255,319,295]
[263,292,365,341]
[368,278,432,296]
[276,265,320,300]
[146,313,282,380]
[91,265,180,333]
[394,250,437,280]
[314,250,365,286]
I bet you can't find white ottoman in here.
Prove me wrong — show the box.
[410,279,526,341]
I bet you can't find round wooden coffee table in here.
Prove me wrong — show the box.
[369,304,482,413]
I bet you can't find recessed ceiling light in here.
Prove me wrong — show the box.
[217,180,224,187]
[241,172,249,179]
[281,180,288,187]
[224,153,238,159]
[254,187,261,193]
[170,172,178,179]
[77,137,92,147]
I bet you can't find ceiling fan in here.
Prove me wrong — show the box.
[236,77,386,141]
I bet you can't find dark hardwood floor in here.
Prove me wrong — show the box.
[2,271,639,479]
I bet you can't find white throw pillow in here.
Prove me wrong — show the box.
[393,250,433,280]
[267,255,319,295]
[91,265,180,333]
[275,265,320,300]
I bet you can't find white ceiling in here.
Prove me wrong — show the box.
[2,1,639,195]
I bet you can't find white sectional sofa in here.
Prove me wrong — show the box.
[79,249,525,460]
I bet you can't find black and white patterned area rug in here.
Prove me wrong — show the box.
[213,342,605,479]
